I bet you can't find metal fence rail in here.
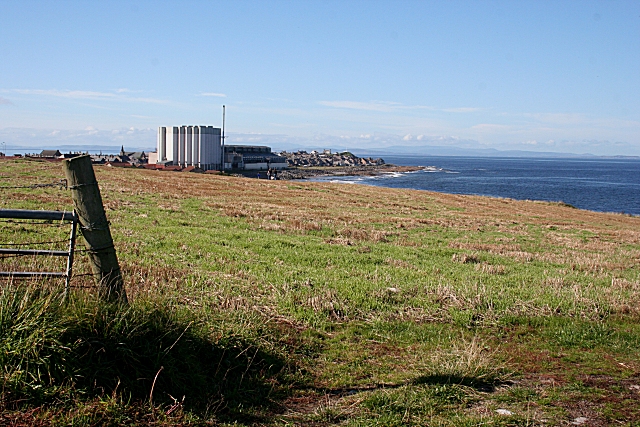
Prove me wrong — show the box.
[0,209,78,294]
[0,209,75,221]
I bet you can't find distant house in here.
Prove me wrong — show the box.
[40,150,62,158]
[119,146,147,165]
[89,146,148,166]
[89,155,104,164]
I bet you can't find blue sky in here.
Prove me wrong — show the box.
[1,0,638,155]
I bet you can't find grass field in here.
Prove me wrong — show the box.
[1,158,639,426]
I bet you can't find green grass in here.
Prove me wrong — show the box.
[1,158,640,425]
[0,284,302,419]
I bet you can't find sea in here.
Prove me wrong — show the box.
[309,156,640,216]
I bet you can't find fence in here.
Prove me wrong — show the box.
[2,156,126,302]
[0,209,78,295]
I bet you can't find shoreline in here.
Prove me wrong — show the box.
[231,164,424,180]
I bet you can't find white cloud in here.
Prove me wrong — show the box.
[14,89,117,100]
[0,127,157,152]
[319,100,481,114]
[442,107,482,113]
[525,112,586,125]
[114,88,143,94]
[129,97,170,105]
[319,100,402,112]
[5,126,635,157]
[471,124,511,132]
[7,89,169,105]
[198,92,227,97]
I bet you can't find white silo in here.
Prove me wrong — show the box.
[158,126,178,162]
[174,126,187,166]
[186,126,193,166]
[157,126,166,161]
[165,126,179,163]
[199,126,222,171]
[192,126,200,167]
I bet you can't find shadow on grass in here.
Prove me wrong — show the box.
[0,288,299,424]
[64,306,297,423]
[306,373,506,400]
[412,374,506,392]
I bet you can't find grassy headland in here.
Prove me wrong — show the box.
[1,158,639,426]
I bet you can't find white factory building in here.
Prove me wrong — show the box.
[156,126,222,171]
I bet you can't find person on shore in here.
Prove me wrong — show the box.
[266,169,272,180]
[273,169,278,180]
[257,172,261,179]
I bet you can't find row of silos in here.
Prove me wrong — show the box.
[157,126,222,170]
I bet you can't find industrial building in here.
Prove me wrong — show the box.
[155,126,287,171]
[156,126,222,171]
[224,145,288,170]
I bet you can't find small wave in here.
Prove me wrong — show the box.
[422,166,458,174]
[378,172,404,178]
[328,179,360,184]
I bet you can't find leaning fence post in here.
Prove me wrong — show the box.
[62,155,128,303]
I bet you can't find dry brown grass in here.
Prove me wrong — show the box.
[452,252,480,264]
[475,263,506,275]
[29,164,632,249]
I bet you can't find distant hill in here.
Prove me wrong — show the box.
[349,144,604,159]
[7,142,639,160]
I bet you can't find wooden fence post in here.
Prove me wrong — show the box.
[62,155,128,303]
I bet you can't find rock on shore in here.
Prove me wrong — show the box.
[279,150,385,168]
